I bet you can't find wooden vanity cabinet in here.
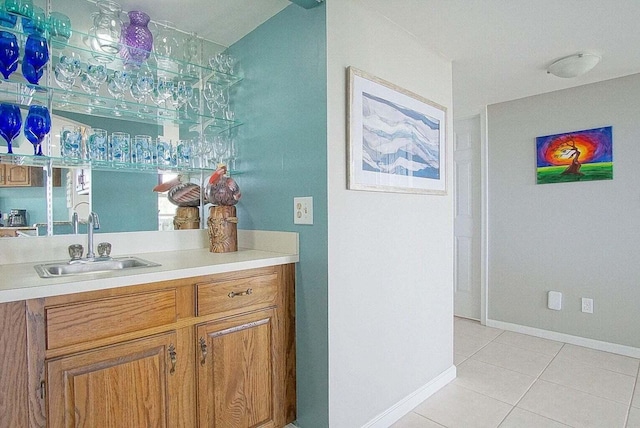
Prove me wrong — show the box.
[46,331,184,427]
[0,264,295,428]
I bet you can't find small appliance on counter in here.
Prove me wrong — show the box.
[8,209,27,227]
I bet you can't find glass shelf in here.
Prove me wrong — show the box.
[0,152,240,176]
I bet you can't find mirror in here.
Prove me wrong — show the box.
[0,109,193,237]
[0,0,228,238]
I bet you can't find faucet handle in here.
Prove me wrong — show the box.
[97,242,111,258]
[68,244,84,261]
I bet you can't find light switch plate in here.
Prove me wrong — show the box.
[294,197,313,225]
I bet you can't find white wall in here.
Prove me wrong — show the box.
[326,1,455,426]
[487,74,640,349]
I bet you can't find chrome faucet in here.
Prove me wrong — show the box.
[86,212,100,260]
[72,211,79,235]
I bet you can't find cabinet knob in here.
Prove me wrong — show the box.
[199,337,208,365]
[227,288,253,298]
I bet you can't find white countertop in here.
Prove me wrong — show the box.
[0,230,299,303]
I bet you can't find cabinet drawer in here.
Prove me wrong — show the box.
[196,272,278,317]
[46,289,177,350]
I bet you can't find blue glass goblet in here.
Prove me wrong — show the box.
[0,9,17,28]
[22,34,49,85]
[24,105,51,156]
[0,103,22,154]
[0,31,19,79]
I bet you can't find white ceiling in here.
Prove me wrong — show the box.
[364,0,640,118]
[83,0,640,119]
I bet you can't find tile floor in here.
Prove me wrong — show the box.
[392,317,640,428]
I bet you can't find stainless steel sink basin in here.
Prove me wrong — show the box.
[34,257,161,278]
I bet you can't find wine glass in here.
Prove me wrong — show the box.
[107,70,131,116]
[0,103,22,154]
[134,67,154,114]
[80,64,108,111]
[54,52,82,104]
[0,31,19,79]
[150,75,173,115]
[24,105,51,156]
[170,80,188,109]
[212,134,229,166]
[129,82,146,117]
[22,34,49,85]
[202,80,221,116]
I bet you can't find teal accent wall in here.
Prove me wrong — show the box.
[58,113,161,234]
[230,4,328,427]
[0,173,65,233]
[0,186,47,226]
[92,170,158,233]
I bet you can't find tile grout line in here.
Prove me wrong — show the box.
[533,352,639,408]
[623,363,640,428]
[494,342,569,428]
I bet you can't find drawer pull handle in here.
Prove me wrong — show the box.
[228,288,253,298]
[168,344,177,375]
[199,337,208,365]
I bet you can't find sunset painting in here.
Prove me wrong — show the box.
[536,126,613,184]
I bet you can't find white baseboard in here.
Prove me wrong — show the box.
[361,365,457,428]
[486,319,640,359]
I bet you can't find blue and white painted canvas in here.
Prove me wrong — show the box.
[348,67,446,194]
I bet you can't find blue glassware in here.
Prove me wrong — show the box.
[22,34,48,85]
[0,31,19,79]
[0,103,22,154]
[24,105,51,156]
[21,5,45,35]
[0,10,17,28]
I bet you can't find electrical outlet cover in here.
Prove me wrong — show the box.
[293,196,313,225]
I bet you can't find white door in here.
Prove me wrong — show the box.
[454,116,482,320]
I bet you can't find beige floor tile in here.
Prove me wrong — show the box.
[493,331,563,356]
[454,358,536,405]
[414,383,512,428]
[472,341,554,376]
[454,353,468,366]
[634,376,640,408]
[555,344,640,376]
[628,406,640,428]
[540,357,636,404]
[518,380,628,428]
[454,331,492,358]
[454,317,503,342]
[498,407,570,428]
[391,412,445,428]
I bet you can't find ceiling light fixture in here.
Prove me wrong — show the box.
[547,53,601,78]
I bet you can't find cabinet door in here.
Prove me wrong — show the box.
[47,332,181,428]
[4,165,30,186]
[0,301,28,428]
[196,309,279,428]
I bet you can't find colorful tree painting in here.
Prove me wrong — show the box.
[536,126,613,184]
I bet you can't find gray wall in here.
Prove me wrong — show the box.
[487,74,640,348]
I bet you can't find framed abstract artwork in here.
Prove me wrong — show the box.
[347,67,447,195]
[536,126,613,184]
